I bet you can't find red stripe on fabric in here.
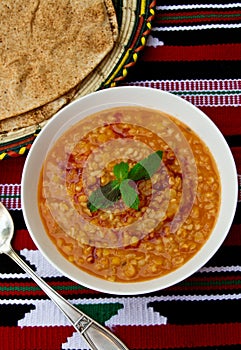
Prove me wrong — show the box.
[141,43,241,62]
[168,275,241,292]
[1,323,241,350]
[114,323,241,349]
[200,106,241,136]
[12,230,38,251]
[0,156,25,184]
[0,326,74,350]
[0,289,43,298]
[1,274,240,297]
[0,281,100,297]
[49,281,99,296]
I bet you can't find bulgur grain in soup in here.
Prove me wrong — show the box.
[38,107,221,282]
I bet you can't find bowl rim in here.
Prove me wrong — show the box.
[21,86,238,295]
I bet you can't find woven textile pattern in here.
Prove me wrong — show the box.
[0,1,241,349]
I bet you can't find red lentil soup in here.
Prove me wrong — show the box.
[38,106,221,282]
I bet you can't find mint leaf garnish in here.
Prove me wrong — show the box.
[120,179,140,210]
[128,150,163,181]
[87,150,163,212]
[87,180,120,212]
[113,161,129,182]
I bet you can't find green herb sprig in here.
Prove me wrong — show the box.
[87,150,163,212]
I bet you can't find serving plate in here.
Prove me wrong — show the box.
[0,0,155,159]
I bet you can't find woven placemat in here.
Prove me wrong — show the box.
[0,0,156,159]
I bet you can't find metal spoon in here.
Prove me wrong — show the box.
[0,202,129,350]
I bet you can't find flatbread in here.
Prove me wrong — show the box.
[0,0,118,122]
[0,85,78,133]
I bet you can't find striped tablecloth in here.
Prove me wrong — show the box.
[1,1,241,349]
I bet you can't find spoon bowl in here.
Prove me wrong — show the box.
[0,202,14,253]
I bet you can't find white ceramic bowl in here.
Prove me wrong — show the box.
[21,86,238,295]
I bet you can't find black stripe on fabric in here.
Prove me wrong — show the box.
[149,28,241,46]
[234,203,241,224]
[125,61,241,81]
[0,276,73,285]
[0,304,35,326]
[0,254,24,274]
[9,210,26,230]
[225,135,241,147]
[204,245,241,267]
[0,252,37,274]
[148,298,241,324]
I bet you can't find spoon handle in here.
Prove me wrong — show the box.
[6,247,129,350]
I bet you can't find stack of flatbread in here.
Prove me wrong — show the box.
[0,0,118,135]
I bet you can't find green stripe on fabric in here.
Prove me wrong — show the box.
[53,285,86,291]
[0,284,86,292]
[181,279,241,287]
[0,286,41,292]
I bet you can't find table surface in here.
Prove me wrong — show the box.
[1,1,241,350]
